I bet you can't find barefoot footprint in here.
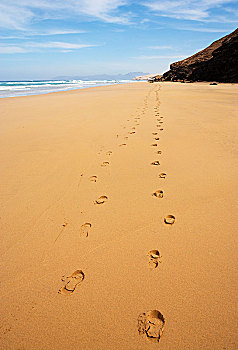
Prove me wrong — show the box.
[95,195,108,205]
[80,223,91,237]
[58,270,85,295]
[137,310,165,343]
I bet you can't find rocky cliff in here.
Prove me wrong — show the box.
[161,28,238,83]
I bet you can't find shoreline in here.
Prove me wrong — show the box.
[0,80,136,99]
[0,82,237,349]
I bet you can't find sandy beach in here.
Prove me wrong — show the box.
[0,82,237,349]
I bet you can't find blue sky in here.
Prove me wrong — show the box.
[0,0,237,80]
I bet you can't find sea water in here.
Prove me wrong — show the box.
[0,79,133,98]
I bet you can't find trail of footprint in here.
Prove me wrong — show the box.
[147,250,162,269]
[101,161,109,167]
[89,175,97,182]
[95,195,108,205]
[152,190,163,198]
[137,310,165,343]
[58,270,85,295]
[80,223,91,237]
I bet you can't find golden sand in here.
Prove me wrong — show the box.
[0,82,237,349]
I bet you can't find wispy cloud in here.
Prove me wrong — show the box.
[28,41,97,49]
[0,0,130,30]
[142,0,238,22]
[175,26,232,32]
[0,45,27,54]
[0,41,98,54]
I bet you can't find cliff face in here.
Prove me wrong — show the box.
[162,28,238,83]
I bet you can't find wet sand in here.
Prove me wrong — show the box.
[0,82,237,349]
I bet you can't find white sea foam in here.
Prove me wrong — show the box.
[0,79,134,98]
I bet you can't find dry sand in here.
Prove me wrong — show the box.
[0,82,237,349]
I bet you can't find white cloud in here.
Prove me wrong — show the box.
[0,0,130,30]
[142,0,238,21]
[28,41,97,49]
[0,45,27,53]
[0,41,98,54]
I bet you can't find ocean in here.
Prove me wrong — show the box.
[0,79,133,98]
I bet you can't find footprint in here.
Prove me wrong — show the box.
[159,173,166,178]
[58,270,85,295]
[129,131,136,134]
[148,250,161,269]
[164,215,175,225]
[89,175,97,182]
[137,310,165,343]
[119,143,127,147]
[154,137,160,141]
[132,127,136,130]
[106,151,112,156]
[159,128,164,131]
[152,132,158,135]
[151,144,158,147]
[151,161,160,166]
[124,136,129,140]
[157,151,162,154]
[95,195,108,205]
[101,161,109,167]
[80,223,91,238]
[152,190,163,198]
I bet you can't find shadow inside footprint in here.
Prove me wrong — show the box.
[151,161,160,166]
[148,250,161,269]
[89,175,97,182]
[137,310,165,343]
[153,190,163,198]
[164,215,175,225]
[101,161,109,167]
[95,195,108,205]
[80,222,91,237]
[58,270,85,295]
